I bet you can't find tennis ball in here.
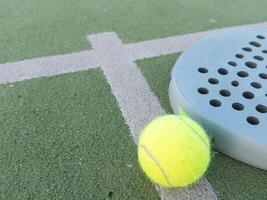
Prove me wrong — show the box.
[138,115,210,188]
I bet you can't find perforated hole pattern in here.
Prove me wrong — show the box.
[197,34,267,125]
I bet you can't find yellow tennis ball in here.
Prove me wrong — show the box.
[138,115,210,188]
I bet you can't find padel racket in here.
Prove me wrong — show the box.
[169,28,267,170]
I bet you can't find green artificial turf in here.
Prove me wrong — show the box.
[137,53,267,200]
[137,54,178,114]
[2,0,267,63]
[0,69,160,200]
[2,0,267,199]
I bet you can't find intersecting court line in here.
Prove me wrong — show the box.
[1,21,267,84]
[1,21,267,200]
[88,32,217,200]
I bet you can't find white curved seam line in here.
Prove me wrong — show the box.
[140,144,172,187]
[177,116,209,151]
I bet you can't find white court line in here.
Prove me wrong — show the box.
[1,21,267,83]
[127,21,267,60]
[88,32,217,200]
[2,21,267,199]
[88,32,165,141]
[0,51,99,83]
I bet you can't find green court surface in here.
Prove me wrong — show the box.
[0,70,159,199]
[1,0,267,199]
[2,0,267,63]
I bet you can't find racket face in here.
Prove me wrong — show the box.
[169,28,267,170]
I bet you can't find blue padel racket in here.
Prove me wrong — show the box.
[169,28,267,170]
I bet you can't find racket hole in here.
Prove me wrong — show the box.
[218,68,228,75]
[247,116,259,125]
[198,87,209,95]
[237,71,249,78]
[256,104,267,113]
[232,103,244,111]
[243,47,252,52]
[198,67,208,73]
[243,91,255,99]
[245,61,257,69]
[208,78,219,84]
[253,55,264,61]
[220,89,231,97]
[262,50,267,54]
[251,82,262,89]
[210,99,221,107]
[259,73,267,79]
[235,54,244,59]
[257,35,265,39]
[228,61,237,67]
[231,80,239,87]
[250,41,261,47]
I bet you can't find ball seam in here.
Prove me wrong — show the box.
[140,144,173,187]
[177,116,209,151]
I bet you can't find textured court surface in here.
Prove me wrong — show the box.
[1,1,267,199]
